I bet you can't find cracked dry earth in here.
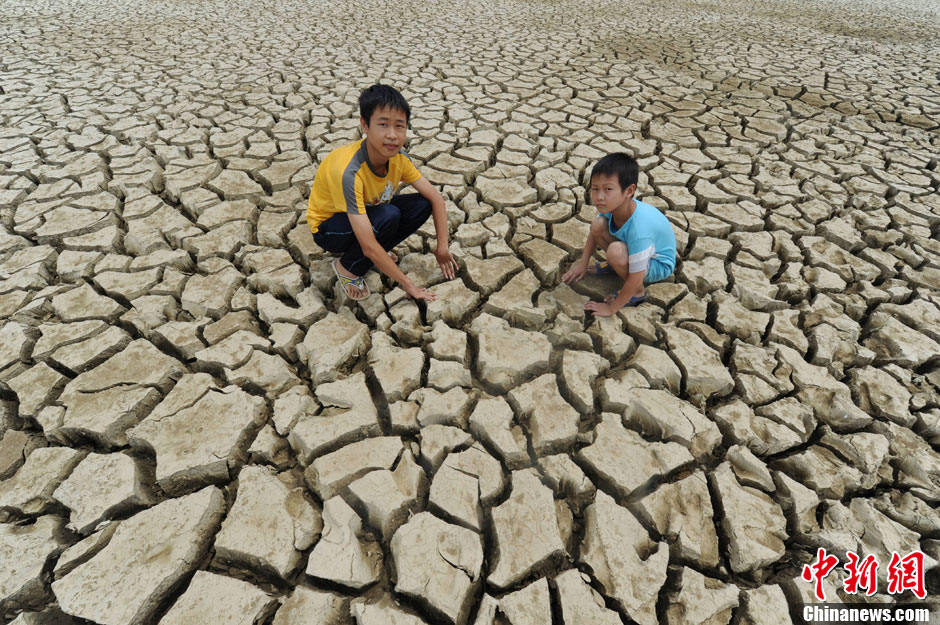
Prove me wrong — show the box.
[1,0,939,623]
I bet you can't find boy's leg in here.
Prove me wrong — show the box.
[588,217,633,282]
[588,217,620,264]
[607,242,675,285]
[603,242,648,305]
[313,213,358,261]
[384,193,432,250]
[315,205,402,277]
[605,242,631,280]
[313,213,370,298]
[314,195,429,281]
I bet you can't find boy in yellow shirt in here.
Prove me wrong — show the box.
[308,84,457,301]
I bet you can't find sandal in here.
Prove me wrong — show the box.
[332,258,370,301]
[588,260,616,276]
[388,250,399,263]
[606,290,646,307]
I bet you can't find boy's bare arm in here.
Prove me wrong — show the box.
[347,213,437,301]
[410,177,457,279]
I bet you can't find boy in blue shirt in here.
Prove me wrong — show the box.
[562,153,677,317]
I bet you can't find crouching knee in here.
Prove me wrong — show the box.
[606,241,629,268]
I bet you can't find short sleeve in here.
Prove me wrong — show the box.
[627,238,655,274]
[398,151,422,184]
[340,167,366,215]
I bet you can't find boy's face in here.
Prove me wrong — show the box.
[590,173,635,214]
[360,106,408,162]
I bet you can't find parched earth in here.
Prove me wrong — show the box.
[1,0,939,623]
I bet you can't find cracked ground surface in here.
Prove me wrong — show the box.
[1,0,939,623]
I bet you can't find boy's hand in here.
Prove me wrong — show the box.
[434,246,458,280]
[583,300,614,317]
[562,261,587,284]
[404,283,439,302]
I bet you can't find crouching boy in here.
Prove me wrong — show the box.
[561,152,677,316]
[307,84,457,302]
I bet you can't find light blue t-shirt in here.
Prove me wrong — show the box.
[602,199,677,281]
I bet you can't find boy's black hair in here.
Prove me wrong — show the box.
[359,84,411,125]
[591,153,638,191]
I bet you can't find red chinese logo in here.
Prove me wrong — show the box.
[886,551,927,600]
[802,548,839,601]
[843,551,878,596]
[802,549,928,601]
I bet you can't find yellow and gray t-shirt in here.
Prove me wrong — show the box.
[307,138,422,234]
